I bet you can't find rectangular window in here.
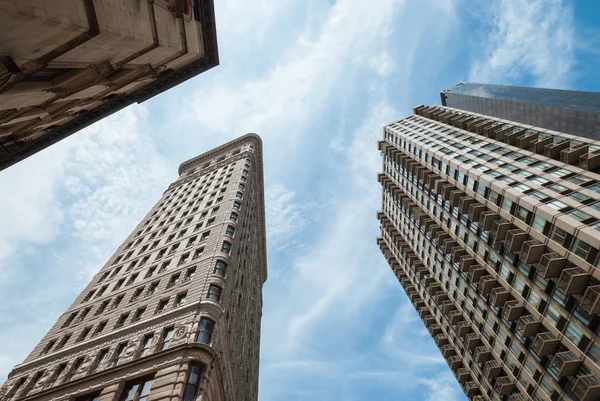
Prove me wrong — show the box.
[183,364,203,401]
[139,334,154,358]
[196,319,213,344]
[161,328,174,351]
[120,375,155,401]
[207,285,221,302]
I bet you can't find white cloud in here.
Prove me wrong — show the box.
[470,0,575,88]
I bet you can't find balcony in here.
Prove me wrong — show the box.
[491,220,512,243]
[442,300,455,314]
[435,334,449,347]
[580,285,600,315]
[441,344,455,358]
[474,345,491,363]
[419,307,430,318]
[459,196,476,214]
[442,184,457,200]
[423,315,436,326]
[414,300,425,309]
[561,143,589,165]
[544,138,570,159]
[508,392,527,401]
[502,300,524,321]
[530,134,553,154]
[457,321,471,337]
[491,287,510,307]
[483,359,503,378]
[462,381,479,398]
[430,225,443,237]
[580,151,600,172]
[447,355,462,370]
[455,368,471,383]
[557,267,591,295]
[504,229,528,252]
[448,310,463,325]
[521,240,546,264]
[468,203,486,222]
[478,275,498,294]
[494,376,516,395]
[465,333,481,349]
[428,324,442,336]
[537,252,567,278]
[516,130,538,149]
[469,267,486,284]
[516,315,541,337]
[422,274,435,286]
[572,375,600,401]
[436,231,450,244]
[531,332,560,356]
[480,210,499,231]
[549,351,582,377]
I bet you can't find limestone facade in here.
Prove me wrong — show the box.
[378,105,600,401]
[0,134,266,401]
[0,0,219,170]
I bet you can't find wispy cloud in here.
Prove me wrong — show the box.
[470,0,575,88]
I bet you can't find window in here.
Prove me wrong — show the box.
[230,213,238,222]
[225,226,235,236]
[233,201,241,210]
[55,334,71,350]
[185,268,196,281]
[94,349,110,371]
[41,339,56,356]
[160,327,174,350]
[139,334,154,358]
[196,319,213,344]
[94,321,107,337]
[214,261,227,276]
[113,342,128,365]
[236,192,243,199]
[115,313,129,329]
[96,300,109,316]
[46,363,67,388]
[550,225,569,246]
[133,307,146,322]
[174,292,187,307]
[207,285,221,302]
[183,364,203,401]
[120,375,155,401]
[571,238,593,260]
[77,327,92,343]
[221,242,231,254]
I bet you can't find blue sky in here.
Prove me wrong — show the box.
[0,0,599,400]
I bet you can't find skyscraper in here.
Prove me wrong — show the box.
[0,134,267,401]
[441,83,600,140]
[377,94,600,400]
[0,0,219,171]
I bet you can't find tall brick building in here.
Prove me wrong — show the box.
[0,0,219,170]
[0,134,267,401]
[377,91,600,400]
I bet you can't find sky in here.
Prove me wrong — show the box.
[0,0,599,400]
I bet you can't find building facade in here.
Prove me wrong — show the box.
[0,0,219,171]
[377,101,600,400]
[441,83,600,140]
[0,134,267,401]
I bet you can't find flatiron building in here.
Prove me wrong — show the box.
[377,89,600,401]
[0,133,267,401]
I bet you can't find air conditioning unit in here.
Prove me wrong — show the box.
[529,135,553,154]
[478,275,498,295]
[479,210,500,231]
[521,240,546,264]
[483,359,503,378]
[516,130,538,149]
[580,285,600,315]
[494,376,516,396]
[455,368,471,383]
[557,267,591,295]
[469,267,486,284]
[572,374,600,401]
[458,196,476,214]
[451,246,467,263]
[580,151,600,172]
[491,220,513,242]
[516,315,541,337]
[532,332,560,356]
[491,287,511,307]
[449,189,464,207]
[447,355,462,370]
[561,143,589,165]
[474,345,491,363]
[549,351,583,377]
[468,203,486,222]
[504,229,528,252]
[459,256,476,273]
[544,138,570,159]
[537,252,567,278]
[502,300,523,321]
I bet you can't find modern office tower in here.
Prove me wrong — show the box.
[0,134,267,401]
[0,0,218,171]
[377,101,600,401]
[441,83,600,140]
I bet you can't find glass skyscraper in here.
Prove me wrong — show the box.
[441,83,600,140]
